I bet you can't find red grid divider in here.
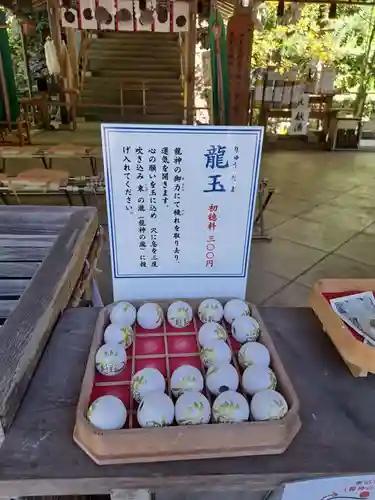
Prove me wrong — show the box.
[90,305,277,429]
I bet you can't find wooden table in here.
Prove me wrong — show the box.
[0,306,374,497]
[0,144,102,174]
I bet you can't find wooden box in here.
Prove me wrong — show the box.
[310,279,375,377]
[0,206,98,440]
[74,302,301,464]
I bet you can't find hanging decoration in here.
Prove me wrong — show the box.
[173,0,189,32]
[117,0,135,31]
[251,1,264,31]
[59,0,189,32]
[79,0,98,29]
[44,37,61,75]
[60,5,79,28]
[154,0,170,32]
[134,0,153,31]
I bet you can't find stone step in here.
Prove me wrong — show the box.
[89,39,180,49]
[93,68,180,78]
[84,112,183,124]
[84,74,181,85]
[81,84,183,93]
[87,47,180,59]
[82,30,182,124]
[81,90,183,102]
[81,101,184,112]
[98,31,179,41]
[88,59,180,71]
[87,51,180,60]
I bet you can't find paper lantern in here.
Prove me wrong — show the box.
[173,0,189,32]
[79,0,98,29]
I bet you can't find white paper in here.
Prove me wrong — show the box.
[254,82,264,104]
[289,108,310,135]
[60,7,79,28]
[282,476,375,500]
[102,124,263,301]
[172,1,189,32]
[273,86,283,103]
[296,92,309,109]
[281,86,292,106]
[117,0,134,31]
[330,291,375,345]
[264,85,274,102]
[78,0,97,29]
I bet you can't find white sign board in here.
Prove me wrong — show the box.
[281,476,375,500]
[101,124,263,301]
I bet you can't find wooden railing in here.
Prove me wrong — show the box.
[120,82,149,117]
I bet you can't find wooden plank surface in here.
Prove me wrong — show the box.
[0,279,29,297]
[0,247,49,262]
[0,262,40,278]
[0,235,56,247]
[0,307,374,496]
[0,206,98,433]
[0,206,74,235]
[0,300,18,318]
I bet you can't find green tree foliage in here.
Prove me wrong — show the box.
[6,10,48,96]
[252,2,375,110]
[6,16,28,94]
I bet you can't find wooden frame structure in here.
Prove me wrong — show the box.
[0,206,98,439]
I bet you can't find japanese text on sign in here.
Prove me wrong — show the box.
[280,476,375,500]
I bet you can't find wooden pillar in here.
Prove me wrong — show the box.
[185,0,197,125]
[47,0,63,67]
[47,0,71,124]
[20,30,32,99]
[66,27,78,90]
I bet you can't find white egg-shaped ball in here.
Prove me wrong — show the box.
[170,365,204,398]
[200,340,231,368]
[95,343,126,376]
[167,301,193,328]
[212,390,249,423]
[198,298,224,323]
[232,316,260,343]
[110,301,136,327]
[137,391,174,428]
[223,299,250,324]
[137,303,164,329]
[238,342,270,368]
[175,391,211,425]
[198,322,227,347]
[242,365,277,396]
[206,363,239,396]
[131,367,165,402]
[104,323,133,348]
[251,389,288,421]
[87,395,127,430]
